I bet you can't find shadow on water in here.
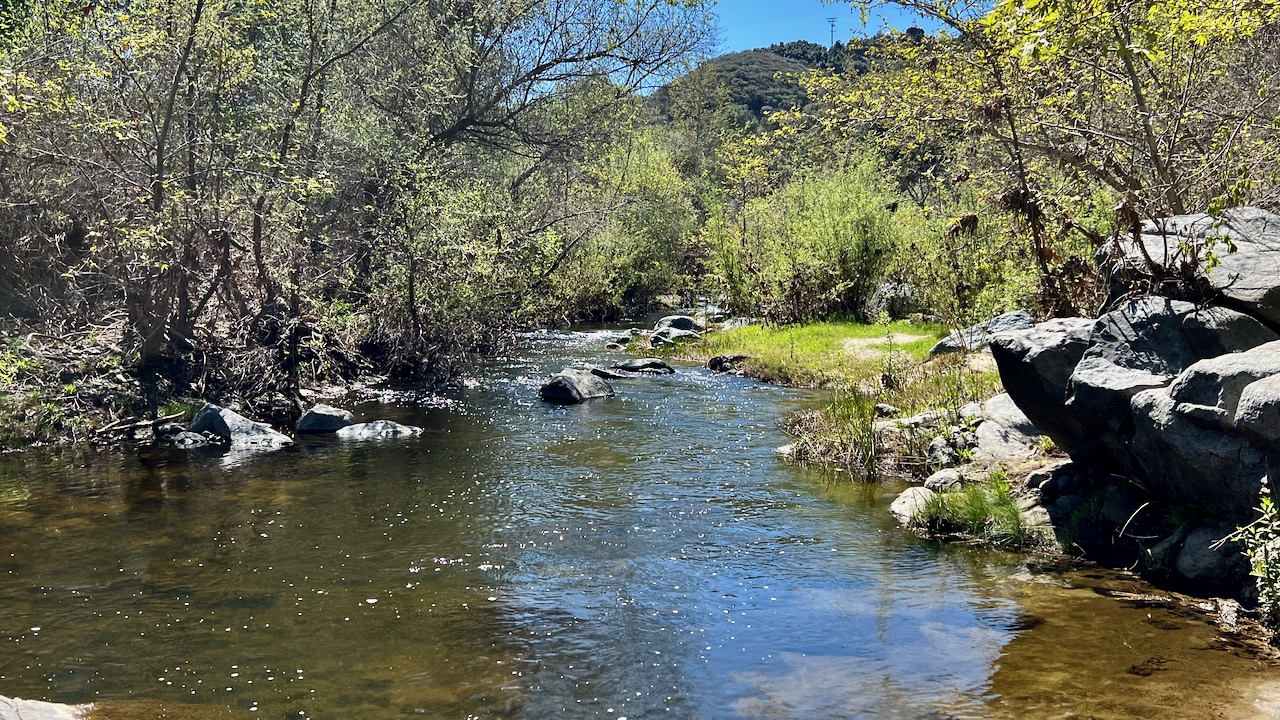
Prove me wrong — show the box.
[0,326,1276,719]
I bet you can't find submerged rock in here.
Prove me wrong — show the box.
[539,368,615,404]
[158,430,216,448]
[587,365,627,379]
[297,404,356,433]
[334,420,423,440]
[189,403,293,451]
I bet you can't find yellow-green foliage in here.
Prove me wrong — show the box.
[544,129,701,320]
[702,157,925,323]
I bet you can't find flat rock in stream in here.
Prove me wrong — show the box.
[0,695,91,720]
[335,420,423,440]
[189,403,293,451]
[611,358,676,374]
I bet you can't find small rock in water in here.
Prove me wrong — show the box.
[297,404,356,433]
[707,355,749,373]
[890,487,936,525]
[189,403,293,451]
[586,365,627,379]
[335,420,423,440]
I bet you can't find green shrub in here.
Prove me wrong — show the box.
[705,157,915,323]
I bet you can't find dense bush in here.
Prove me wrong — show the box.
[704,158,916,323]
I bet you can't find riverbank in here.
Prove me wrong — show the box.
[656,315,1279,647]
[0,315,401,452]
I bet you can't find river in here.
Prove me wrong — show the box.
[1,328,1277,719]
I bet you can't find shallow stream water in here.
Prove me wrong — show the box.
[1,329,1278,719]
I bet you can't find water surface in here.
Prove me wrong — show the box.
[0,329,1276,718]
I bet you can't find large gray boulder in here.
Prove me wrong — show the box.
[1064,356,1168,460]
[989,288,1280,531]
[1128,387,1271,517]
[972,393,1042,464]
[1168,339,1280,428]
[189,403,293,450]
[989,317,1094,452]
[539,368,615,404]
[1235,374,1280,446]
[1182,306,1279,358]
[929,310,1035,355]
[335,420,423,440]
[1106,207,1280,325]
[1053,298,1199,458]
[1081,296,1197,378]
[297,404,356,433]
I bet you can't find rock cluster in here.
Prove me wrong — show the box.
[979,207,1280,590]
[538,310,755,404]
[157,401,423,458]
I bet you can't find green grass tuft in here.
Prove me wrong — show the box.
[917,469,1032,549]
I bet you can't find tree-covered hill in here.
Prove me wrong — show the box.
[649,38,878,125]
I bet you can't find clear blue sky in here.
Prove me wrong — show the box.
[712,0,929,54]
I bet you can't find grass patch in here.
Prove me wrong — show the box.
[683,319,950,387]
[917,468,1032,549]
[659,318,1003,480]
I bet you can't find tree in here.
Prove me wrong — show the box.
[0,0,715,397]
